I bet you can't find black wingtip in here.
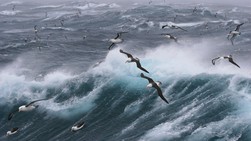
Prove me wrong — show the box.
[119,49,123,53]
[140,73,144,77]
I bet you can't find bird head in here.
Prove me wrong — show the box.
[135,57,140,61]
[156,81,162,87]
[18,105,25,112]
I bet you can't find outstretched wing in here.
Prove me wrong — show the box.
[8,109,18,121]
[136,61,149,73]
[11,128,19,132]
[230,34,236,46]
[212,57,220,65]
[115,32,128,39]
[108,43,115,50]
[140,73,154,83]
[26,98,48,107]
[177,26,187,32]
[77,121,85,128]
[119,49,133,58]
[235,23,244,31]
[171,36,178,42]
[114,33,120,39]
[34,25,37,30]
[162,25,168,29]
[229,58,240,68]
[227,31,232,40]
[153,84,169,104]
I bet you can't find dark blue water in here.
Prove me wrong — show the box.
[1,1,251,141]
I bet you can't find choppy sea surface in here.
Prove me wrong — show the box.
[1,1,251,141]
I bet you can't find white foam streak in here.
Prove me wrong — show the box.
[139,103,202,141]
[0,10,21,16]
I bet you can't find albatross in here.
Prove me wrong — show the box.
[6,128,19,136]
[161,33,178,42]
[120,49,149,73]
[108,32,127,50]
[8,98,48,121]
[140,73,169,104]
[71,121,85,132]
[162,23,187,32]
[227,23,244,45]
[212,55,240,68]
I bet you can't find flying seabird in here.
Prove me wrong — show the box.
[8,98,48,121]
[140,73,169,104]
[60,19,64,27]
[108,32,127,50]
[71,121,85,132]
[192,6,197,13]
[12,5,16,11]
[120,49,149,73]
[173,15,177,22]
[34,25,38,34]
[162,23,187,32]
[6,128,19,136]
[214,12,218,18]
[161,33,178,42]
[227,23,244,45]
[212,55,240,68]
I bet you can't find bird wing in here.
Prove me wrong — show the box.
[26,98,48,107]
[115,32,127,39]
[227,31,232,40]
[136,61,149,73]
[170,36,178,42]
[8,109,19,121]
[34,25,37,30]
[212,57,220,65]
[162,25,168,29]
[114,33,120,39]
[11,128,19,132]
[229,58,240,68]
[235,23,244,31]
[153,84,169,104]
[140,73,154,83]
[177,26,187,32]
[77,121,85,128]
[119,49,133,58]
[230,34,236,46]
[108,43,115,50]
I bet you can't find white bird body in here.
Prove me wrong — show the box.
[126,57,133,63]
[6,128,19,136]
[231,31,240,34]
[19,105,36,112]
[109,38,123,43]
[71,124,84,132]
[7,131,17,136]
[164,35,171,38]
[147,83,153,88]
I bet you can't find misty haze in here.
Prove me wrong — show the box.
[0,0,251,141]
